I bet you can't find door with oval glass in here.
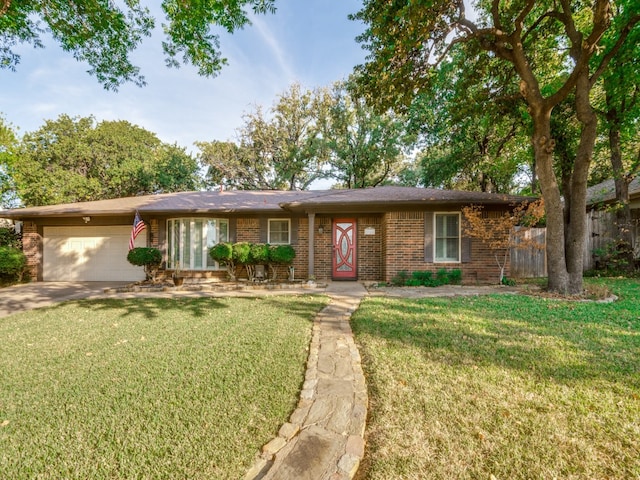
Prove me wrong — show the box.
[332,218,357,279]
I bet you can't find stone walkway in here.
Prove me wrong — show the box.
[244,281,368,480]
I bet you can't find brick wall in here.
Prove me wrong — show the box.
[382,210,509,285]
[236,218,260,243]
[22,221,42,281]
[149,219,159,248]
[357,216,382,280]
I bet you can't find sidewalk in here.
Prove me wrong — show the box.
[245,281,369,480]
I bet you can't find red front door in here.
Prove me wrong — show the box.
[332,219,357,279]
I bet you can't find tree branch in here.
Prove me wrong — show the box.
[514,0,536,35]
[0,0,10,16]
[491,0,503,31]
[590,14,640,87]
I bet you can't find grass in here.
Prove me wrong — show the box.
[0,295,328,479]
[352,278,640,479]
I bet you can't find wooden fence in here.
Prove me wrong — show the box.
[510,227,547,278]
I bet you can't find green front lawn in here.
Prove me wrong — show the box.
[0,295,328,479]
[352,279,640,479]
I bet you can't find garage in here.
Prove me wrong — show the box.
[43,226,147,282]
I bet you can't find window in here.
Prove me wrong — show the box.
[268,219,290,244]
[434,213,460,262]
[167,218,229,270]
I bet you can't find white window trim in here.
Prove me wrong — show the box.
[433,212,461,263]
[167,218,229,270]
[268,218,291,245]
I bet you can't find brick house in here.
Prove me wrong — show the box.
[1,186,532,284]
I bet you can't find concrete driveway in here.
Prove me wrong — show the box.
[0,282,129,318]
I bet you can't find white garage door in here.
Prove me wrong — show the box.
[43,226,148,281]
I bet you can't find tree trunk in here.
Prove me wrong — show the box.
[565,73,598,294]
[606,90,635,271]
[532,109,570,293]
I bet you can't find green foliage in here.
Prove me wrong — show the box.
[501,276,517,286]
[0,227,21,249]
[0,246,26,281]
[126,247,162,281]
[198,83,328,191]
[232,242,252,265]
[269,244,296,264]
[7,115,201,206]
[250,243,270,264]
[126,247,162,268]
[391,270,409,286]
[0,0,276,90]
[322,80,410,188]
[392,269,462,287]
[208,242,233,264]
[591,240,638,274]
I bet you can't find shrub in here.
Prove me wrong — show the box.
[250,243,270,264]
[448,269,462,285]
[268,245,296,281]
[209,242,233,264]
[391,270,409,286]
[0,246,27,282]
[392,269,462,287]
[126,247,162,281]
[232,242,252,265]
[0,227,22,249]
[209,242,236,280]
[269,244,296,264]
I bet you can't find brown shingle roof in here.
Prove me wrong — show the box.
[586,177,640,206]
[0,186,534,219]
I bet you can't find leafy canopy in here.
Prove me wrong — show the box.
[0,0,276,90]
[5,114,201,206]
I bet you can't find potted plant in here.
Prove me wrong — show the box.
[172,261,184,286]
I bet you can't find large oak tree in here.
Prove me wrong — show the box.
[354,0,639,294]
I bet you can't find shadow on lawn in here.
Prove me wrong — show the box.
[49,296,230,320]
[354,282,640,387]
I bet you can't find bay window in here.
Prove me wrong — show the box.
[167,218,229,270]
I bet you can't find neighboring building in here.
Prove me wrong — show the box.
[0,186,533,284]
[584,177,640,270]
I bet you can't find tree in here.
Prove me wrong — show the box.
[1,0,276,90]
[199,83,328,191]
[595,17,640,270]
[0,114,18,208]
[462,200,545,284]
[354,0,639,294]
[321,81,409,188]
[5,115,201,206]
[410,43,532,194]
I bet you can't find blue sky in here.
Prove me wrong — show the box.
[0,0,367,153]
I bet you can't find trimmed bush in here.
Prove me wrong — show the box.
[126,247,162,281]
[209,242,233,264]
[209,242,236,280]
[250,243,270,264]
[0,246,27,282]
[269,244,295,264]
[0,227,22,249]
[232,242,252,266]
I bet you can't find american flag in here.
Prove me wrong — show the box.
[129,211,146,250]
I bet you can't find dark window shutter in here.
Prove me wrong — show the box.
[424,211,434,263]
[290,218,298,245]
[461,236,472,263]
[259,217,268,243]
